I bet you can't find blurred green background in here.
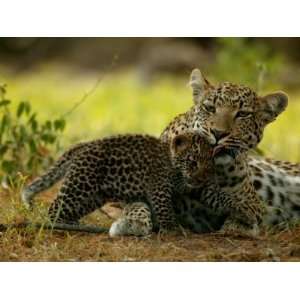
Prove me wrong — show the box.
[1,37,300,167]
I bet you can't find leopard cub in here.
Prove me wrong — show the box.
[116,134,265,237]
[22,134,204,234]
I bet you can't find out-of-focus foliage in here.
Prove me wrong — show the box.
[212,38,284,91]
[0,84,66,186]
[3,68,192,143]
[0,37,299,179]
[1,66,300,164]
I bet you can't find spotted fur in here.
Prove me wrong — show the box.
[162,69,288,153]
[119,69,299,236]
[176,134,266,235]
[117,134,265,237]
[22,134,191,232]
[174,155,300,232]
[109,202,153,237]
[117,149,300,236]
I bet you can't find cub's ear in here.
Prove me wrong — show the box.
[259,92,288,124]
[189,68,212,105]
[171,134,192,155]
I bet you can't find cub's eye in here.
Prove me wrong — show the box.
[203,104,216,113]
[236,111,253,118]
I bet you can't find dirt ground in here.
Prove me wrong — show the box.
[1,189,300,262]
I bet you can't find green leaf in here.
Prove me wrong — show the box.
[28,113,37,124]
[19,124,28,141]
[0,114,8,136]
[54,119,66,131]
[0,99,11,107]
[45,120,52,130]
[17,101,25,118]
[0,84,7,98]
[28,138,37,153]
[24,102,31,114]
[0,145,8,157]
[0,87,65,178]
[28,113,38,132]
[2,160,17,174]
[31,119,38,132]
[26,156,35,171]
[41,133,56,144]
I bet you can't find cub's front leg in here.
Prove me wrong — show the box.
[109,202,153,237]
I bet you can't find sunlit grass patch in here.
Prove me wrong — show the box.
[1,65,299,161]
[1,66,191,143]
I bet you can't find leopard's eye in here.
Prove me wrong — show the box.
[236,111,253,118]
[203,104,216,113]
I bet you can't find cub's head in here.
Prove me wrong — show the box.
[170,133,214,186]
[190,68,288,153]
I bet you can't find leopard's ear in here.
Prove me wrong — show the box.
[171,134,192,156]
[189,68,212,105]
[259,92,288,124]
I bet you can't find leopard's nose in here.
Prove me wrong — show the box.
[211,129,229,142]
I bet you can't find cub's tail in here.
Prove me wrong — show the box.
[0,222,108,234]
[21,142,88,208]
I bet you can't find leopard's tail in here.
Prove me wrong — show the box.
[0,222,109,234]
[21,142,87,208]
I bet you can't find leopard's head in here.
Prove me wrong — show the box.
[189,68,288,154]
[170,133,214,186]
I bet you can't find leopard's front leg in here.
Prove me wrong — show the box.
[146,178,178,233]
[213,152,265,237]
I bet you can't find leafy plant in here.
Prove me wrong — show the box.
[212,38,284,92]
[0,84,66,187]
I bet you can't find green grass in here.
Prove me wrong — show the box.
[1,64,300,161]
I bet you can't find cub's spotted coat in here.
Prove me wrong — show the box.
[22,135,188,232]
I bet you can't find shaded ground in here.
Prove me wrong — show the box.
[1,189,300,262]
[2,225,300,262]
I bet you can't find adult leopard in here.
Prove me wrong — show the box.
[161,69,288,150]
[160,69,300,233]
[114,69,300,236]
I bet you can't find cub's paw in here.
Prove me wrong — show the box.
[109,217,152,238]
